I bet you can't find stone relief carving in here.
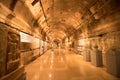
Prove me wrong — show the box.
[0,26,7,77]
[7,30,20,74]
[0,25,21,77]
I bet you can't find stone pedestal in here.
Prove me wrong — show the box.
[83,49,91,61]
[106,49,120,77]
[91,47,103,67]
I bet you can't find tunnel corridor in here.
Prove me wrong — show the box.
[0,0,120,80]
[25,49,119,80]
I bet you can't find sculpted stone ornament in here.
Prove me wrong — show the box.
[7,31,20,74]
[0,26,7,77]
[0,25,21,78]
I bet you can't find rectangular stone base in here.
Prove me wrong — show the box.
[0,66,26,80]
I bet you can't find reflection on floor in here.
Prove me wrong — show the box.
[25,49,120,80]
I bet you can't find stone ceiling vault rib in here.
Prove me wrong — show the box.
[39,0,49,33]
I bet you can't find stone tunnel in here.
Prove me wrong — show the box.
[0,0,120,80]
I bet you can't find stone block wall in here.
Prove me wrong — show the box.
[0,26,7,77]
[7,29,20,74]
[81,31,120,67]
[33,48,40,58]
[101,31,120,67]
[0,22,41,79]
[20,42,32,51]
[0,23,21,78]
[20,33,41,65]
[102,31,120,52]
[21,51,33,65]
[0,1,42,79]
[20,48,40,65]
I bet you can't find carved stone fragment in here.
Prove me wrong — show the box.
[0,25,7,77]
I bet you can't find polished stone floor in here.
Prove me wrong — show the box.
[25,49,120,80]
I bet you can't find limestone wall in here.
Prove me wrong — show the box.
[7,28,20,74]
[101,31,120,66]
[102,31,120,52]
[21,51,33,65]
[0,24,21,77]
[0,21,41,79]
[0,26,7,77]
[79,31,120,67]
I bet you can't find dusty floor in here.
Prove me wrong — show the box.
[25,49,120,80]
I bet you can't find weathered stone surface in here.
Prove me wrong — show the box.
[21,51,33,65]
[7,59,20,74]
[7,31,20,74]
[0,66,25,80]
[87,31,120,67]
[20,42,32,51]
[0,25,7,77]
[33,48,40,57]
[0,24,21,77]
[83,48,91,62]
[91,46,103,67]
[102,31,120,53]
[7,42,17,53]
[106,49,120,77]
[7,52,12,62]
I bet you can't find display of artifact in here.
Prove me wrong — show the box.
[91,45,103,67]
[7,30,20,74]
[0,24,25,80]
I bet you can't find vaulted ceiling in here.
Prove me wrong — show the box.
[40,0,97,41]
[42,0,120,40]
[0,0,120,42]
